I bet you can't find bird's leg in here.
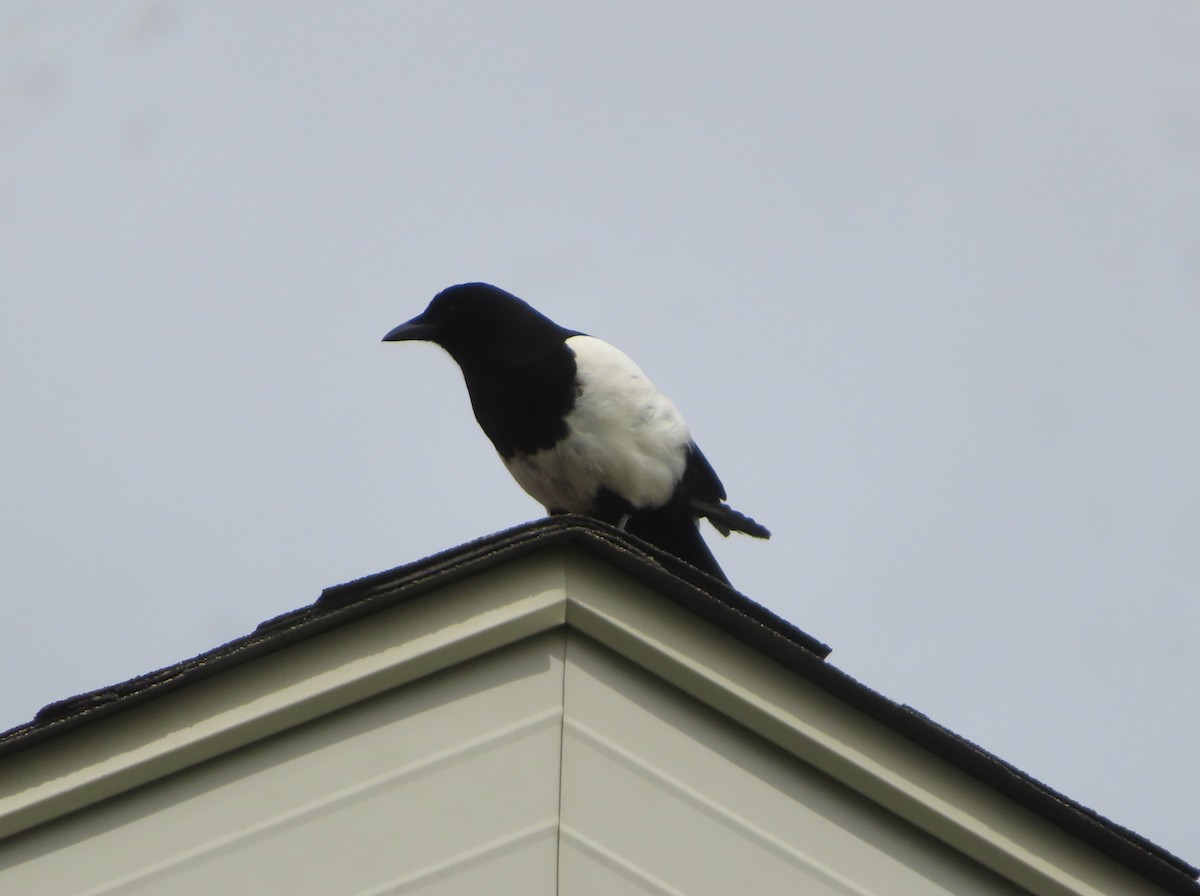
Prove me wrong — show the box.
[592,488,633,531]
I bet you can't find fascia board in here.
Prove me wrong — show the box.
[557,547,1175,896]
[0,553,568,841]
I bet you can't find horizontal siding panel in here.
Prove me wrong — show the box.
[0,633,565,896]
[559,632,1031,896]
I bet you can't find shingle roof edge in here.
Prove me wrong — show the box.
[0,516,1194,893]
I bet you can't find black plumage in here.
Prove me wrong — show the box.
[384,282,768,583]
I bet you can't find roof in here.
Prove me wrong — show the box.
[1,515,1196,894]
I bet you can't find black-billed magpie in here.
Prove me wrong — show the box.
[383,282,769,583]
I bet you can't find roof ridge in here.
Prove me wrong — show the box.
[0,517,1194,892]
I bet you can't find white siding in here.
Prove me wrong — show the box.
[0,549,1174,896]
[0,628,1037,896]
[0,633,566,896]
[559,631,1031,896]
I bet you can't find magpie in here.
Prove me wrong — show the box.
[383,282,769,583]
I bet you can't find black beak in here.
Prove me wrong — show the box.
[382,317,433,342]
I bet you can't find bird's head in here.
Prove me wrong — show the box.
[383,282,570,364]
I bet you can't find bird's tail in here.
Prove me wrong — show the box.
[624,504,732,584]
[691,500,771,539]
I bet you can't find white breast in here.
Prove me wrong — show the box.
[503,335,691,513]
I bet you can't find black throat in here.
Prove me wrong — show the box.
[453,337,579,459]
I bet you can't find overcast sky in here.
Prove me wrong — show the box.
[3,0,1198,863]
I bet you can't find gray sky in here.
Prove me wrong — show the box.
[3,0,1198,862]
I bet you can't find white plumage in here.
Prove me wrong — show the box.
[503,335,691,513]
[384,282,769,583]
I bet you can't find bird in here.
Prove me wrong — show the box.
[383,282,769,583]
